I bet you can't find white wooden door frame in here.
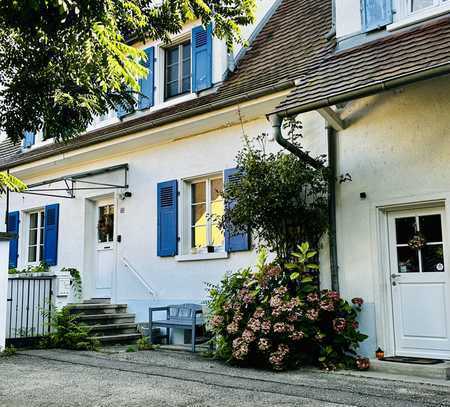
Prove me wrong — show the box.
[371,193,450,359]
[388,207,450,358]
[94,198,116,298]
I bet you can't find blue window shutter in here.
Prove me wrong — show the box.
[23,131,35,148]
[192,25,213,92]
[224,168,250,253]
[157,180,178,257]
[44,204,59,266]
[361,0,393,32]
[138,47,155,110]
[7,211,19,269]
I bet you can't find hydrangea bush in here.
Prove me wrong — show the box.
[207,244,367,371]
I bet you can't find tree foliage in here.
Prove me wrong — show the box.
[219,119,329,263]
[0,0,256,143]
[0,172,27,194]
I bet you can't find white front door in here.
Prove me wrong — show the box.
[388,207,450,359]
[95,201,115,298]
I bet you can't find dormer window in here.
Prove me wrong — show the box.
[165,41,191,100]
[409,0,446,13]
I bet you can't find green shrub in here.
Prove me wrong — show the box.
[207,245,367,371]
[0,345,17,357]
[40,306,99,351]
[136,337,155,351]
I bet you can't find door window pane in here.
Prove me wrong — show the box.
[422,244,445,273]
[419,215,442,243]
[395,217,416,244]
[397,246,420,273]
[98,205,114,243]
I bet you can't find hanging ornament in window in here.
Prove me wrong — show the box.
[408,231,426,250]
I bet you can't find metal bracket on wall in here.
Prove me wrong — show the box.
[13,163,129,199]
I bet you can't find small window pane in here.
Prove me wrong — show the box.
[39,244,44,262]
[411,0,434,12]
[395,217,416,245]
[192,226,207,248]
[182,77,190,94]
[211,179,223,201]
[29,228,37,246]
[397,246,420,273]
[211,224,224,247]
[422,244,445,273]
[182,43,191,60]
[40,211,45,227]
[419,215,442,243]
[98,205,114,243]
[192,182,206,204]
[28,246,37,263]
[30,213,38,229]
[192,204,206,227]
[166,82,179,98]
[166,47,179,66]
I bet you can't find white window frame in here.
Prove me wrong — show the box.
[26,209,45,266]
[164,40,192,101]
[178,173,226,259]
[389,0,450,30]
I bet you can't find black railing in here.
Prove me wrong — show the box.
[6,276,53,346]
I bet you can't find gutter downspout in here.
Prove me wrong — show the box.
[270,114,340,291]
[269,114,323,170]
[327,126,339,292]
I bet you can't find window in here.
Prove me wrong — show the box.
[97,204,114,243]
[408,0,447,13]
[28,210,45,263]
[165,41,191,99]
[190,177,224,252]
[394,214,445,273]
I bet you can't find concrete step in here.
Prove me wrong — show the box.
[69,303,128,315]
[370,358,450,380]
[83,298,111,304]
[78,313,136,325]
[89,323,139,336]
[89,333,142,344]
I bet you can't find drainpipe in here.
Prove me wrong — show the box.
[269,114,323,170]
[327,126,339,292]
[270,114,340,292]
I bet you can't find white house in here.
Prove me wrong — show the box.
[1,0,450,359]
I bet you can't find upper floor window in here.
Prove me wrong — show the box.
[165,41,191,100]
[409,0,447,13]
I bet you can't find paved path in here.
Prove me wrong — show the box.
[1,349,450,406]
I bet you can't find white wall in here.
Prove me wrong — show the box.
[0,240,9,351]
[331,75,450,354]
[2,106,328,325]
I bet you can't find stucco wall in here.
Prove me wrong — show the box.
[330,75,450,355]
[2,113,328,325]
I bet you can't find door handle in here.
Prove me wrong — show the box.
[391,273,401,279]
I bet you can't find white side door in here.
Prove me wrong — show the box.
[388,207,450,359]
[95,200,115,298]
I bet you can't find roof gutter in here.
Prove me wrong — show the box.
[1,80,294,172]
[274,62,450,118]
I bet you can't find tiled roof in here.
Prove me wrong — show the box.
[0,0,332,170]
[275,14,450,114]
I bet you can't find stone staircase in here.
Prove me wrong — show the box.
[69,299,142,345]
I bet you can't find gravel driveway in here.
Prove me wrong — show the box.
[1,348,450,407]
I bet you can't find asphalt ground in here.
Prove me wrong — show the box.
[0,348,450,406]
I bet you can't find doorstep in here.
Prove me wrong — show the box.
[335,359,450,383]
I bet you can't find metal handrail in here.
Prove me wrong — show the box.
[121,257,157,298]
